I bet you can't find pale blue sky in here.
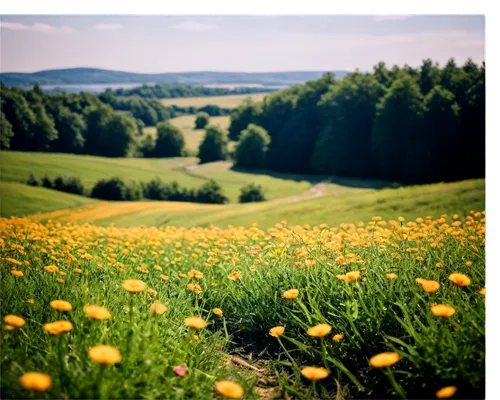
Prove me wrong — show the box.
[0,15,485,73]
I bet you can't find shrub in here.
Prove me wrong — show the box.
[194,112,210,129]
[41,176,53,189]
[91,177,125,200]
[26,174,39,187]
[196,180,229,204]
[239,183,266,203]
[155,121,185,157]
[234,124,271,169]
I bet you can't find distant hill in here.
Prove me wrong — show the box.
[0,68,348,87]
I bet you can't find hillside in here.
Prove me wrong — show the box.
[6,179,484,228]
[0,151,317,203]
[0,68,348,87]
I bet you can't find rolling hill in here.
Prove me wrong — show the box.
[0,68,348,87]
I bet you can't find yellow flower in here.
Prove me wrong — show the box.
[421,280,440,293]
[345,271,360,282]
[43,320,73,335]
[122,279,147,293]
[154,265,163,271]
[307,323,332,337]
[160,274,169,281]
[73,268,82,273]
[150,301,167,315]
[178,273,187,278]
[300,367,329,381]
[228,271,241,281]
[84,305,111,320]
[386,273,398,279]
[184,317,207,330]
[88,345,121,365]
[282,289,299,299]
[213,308,223,317]
[50,300,72,312]
[336,274,347,281]
[448,273,471,287]
[479,288,485,296]
[19,372,52,392]
[269,326,285,337]
[214,380,244,399]
[431,304,455,318]
[465,261,472,267]
[56,278,64,284]
[3,315,25,328]
[11,270,24,277]
[369,352,401,368]
[147,288,158,297]
[44,266,59,273]
[332,334,344,342]
[398,216,405,222]
[436,386,457,399]
[27,299,35,304]
[4,325,15,331]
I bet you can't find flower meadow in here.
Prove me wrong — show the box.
[0,212,485,399]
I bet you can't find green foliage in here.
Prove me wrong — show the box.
[239,182,266,203]
[234,124,270,169]
[155,121,185,157]
[101,112,139,157]
[198,125,229,164]
[91,177,143,201]
[196,179,229,204]
[228,98,262,140]
[0,111,14,149]
[194,112,210,129]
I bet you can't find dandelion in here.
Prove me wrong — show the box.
[307,323,332,337]
[56,278,64,284]
[89,345,121,365]
[386,273,398,279]
[50,300,72,312]
[150,301,167,315]
[3,315,25,328]
[11,270,24,277]
[436,262,443,268]
[160,274,169,281]
[369,352,401,368]
[300,367,329,381]
[19,372,52,392]
[465,261,472,267]
[44,265,59,273]
[4,325,15,331]
[332,334,344,342]
[214,381,244,399]
[479,288,485,296]
[73,268,82,273]
[184,317,207,330]
[282,289,299,299]
[228,271,241,281]
[336,274,347,281]
[27,298,35,304]
[43,320,73,335]
[147,288,158,297]
[178,273,187,278]
[84,305,111,320]
[431,304,456,318]
[213,308,223,317]
[269,326,285,337]
[345,271,360,282]
[421,280,440,293]
[122,279,147,293]
[448,273,471,287]
[436,386,457,398]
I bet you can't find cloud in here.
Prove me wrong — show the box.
[170,21,219,31]
[0,21,76,33]
[94,23,123,31]
[373,15,410,22]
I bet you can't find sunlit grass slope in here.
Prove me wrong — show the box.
[159,93,267,108]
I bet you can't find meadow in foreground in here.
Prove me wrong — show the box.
[0,211,485,399]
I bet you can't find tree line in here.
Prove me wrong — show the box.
[26,174,265,204]
[111,83,274,99]
[228,58,485,184]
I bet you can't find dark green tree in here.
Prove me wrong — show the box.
[234,124,271,169]
[198,125,229,164]
[228,98,262,141]
[0,111,14,149]
[239,183,266,203]
[154,121,185,157]
[50,106,86,153]
[194,112,210,129]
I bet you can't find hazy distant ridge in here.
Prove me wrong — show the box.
[0,67,348,87]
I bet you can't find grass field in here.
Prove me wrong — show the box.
[0,205,485,399]
[0,181,94,218]
[143,115,231,154]
[160,93,268,108]
[0,151,314,203]
[10,179,484,229]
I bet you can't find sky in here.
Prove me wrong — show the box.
[0,15,485,73]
